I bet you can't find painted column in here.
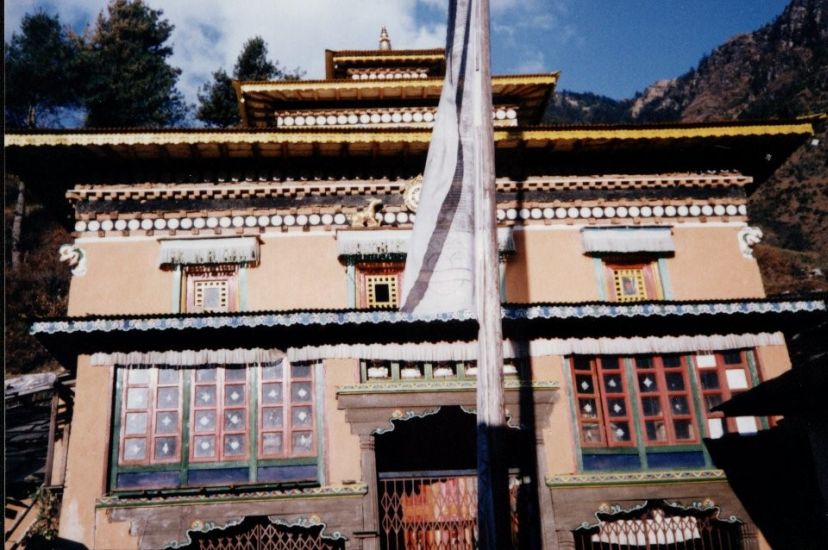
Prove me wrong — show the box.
[358,434,379,550]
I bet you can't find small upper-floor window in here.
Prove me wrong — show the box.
[184,264,239,313]
[358,262,403,309]
[605,260,663,302]
[581,227,673,303]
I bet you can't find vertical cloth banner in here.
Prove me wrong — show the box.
[400,0,476,315]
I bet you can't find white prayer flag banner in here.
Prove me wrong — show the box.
[400,0,477,315]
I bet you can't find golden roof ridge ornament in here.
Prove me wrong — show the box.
[379,26,392,50]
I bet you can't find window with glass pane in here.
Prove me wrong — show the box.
[571,356,634,448]
[694,350,757,437]
[259,362,316,459]
[190,367,249,462]
[634,355,697,445]
[120,368,182,465]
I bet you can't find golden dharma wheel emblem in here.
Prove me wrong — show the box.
[403,174,423,212]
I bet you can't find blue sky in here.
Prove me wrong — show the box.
[5,0,791,104]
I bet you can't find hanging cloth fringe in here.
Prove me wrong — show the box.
[581,227,674,254]
[158,237,259,266]
[90,347,284,367]
[286,332,785,362]
[89,333,784,367]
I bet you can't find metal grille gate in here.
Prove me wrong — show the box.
[180,516,345,550]
[378,472,520,550]
[574,501,743,550]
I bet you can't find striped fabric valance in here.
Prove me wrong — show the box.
[336,228,514,258]
[91,347,283,367]
[581,227,674,254]
[158,237,259,266]
[89,333,784,367]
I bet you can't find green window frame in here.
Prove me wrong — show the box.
[109,361,323,493]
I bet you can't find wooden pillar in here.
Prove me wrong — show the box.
[535,433,558,549]
[357,434,379,550]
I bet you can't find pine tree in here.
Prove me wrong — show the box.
[80,0,188,127]
[4,12,80,128]
[197,36,303,127]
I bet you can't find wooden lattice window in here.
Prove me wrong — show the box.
[694,350,758,437]
[190,367,249,462]
[633,355,698,445]
[358,262,403,309]
[259,362,316,459]
[572,356,635,448]
[120,368,182,465]
[184,265,238,313]
[605,261,662,302]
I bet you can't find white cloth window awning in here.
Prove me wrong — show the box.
[581,227,674,254]
[159,237,259,266]
[337,228,514,257]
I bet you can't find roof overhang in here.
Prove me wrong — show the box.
[5,120,812,158]
[233,73,559,126]
[29,297,827,369]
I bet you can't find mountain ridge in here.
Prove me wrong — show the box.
[544,0,827,294]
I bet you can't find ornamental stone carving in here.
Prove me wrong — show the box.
[737,226,763,258]
[58,244,87,276]
[403,174,423,212]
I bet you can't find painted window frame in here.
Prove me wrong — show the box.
[603,258,663,302]
[569,350,764,471]
[692,350,759,437]
[632,355,699,446]
[110,362,322,492]
[571,356,636,448]
[182,264,239,313]
[356,261,404,309]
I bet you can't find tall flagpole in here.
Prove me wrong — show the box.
[471,0,509,547]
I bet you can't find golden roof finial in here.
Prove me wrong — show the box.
[379,26,392,51]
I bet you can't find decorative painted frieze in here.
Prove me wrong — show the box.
[69,201,749,238]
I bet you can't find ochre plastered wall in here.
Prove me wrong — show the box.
[754,344,792,381]
[532,354,577,475]
[248,234,346,310]
[667,225,765,299]
[58,357,113,548]
[68,239,171,316]
[323,358,361,484]
[505,228,600,303]
[503,224,766,303]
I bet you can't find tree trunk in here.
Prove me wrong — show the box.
[11,178,26,270]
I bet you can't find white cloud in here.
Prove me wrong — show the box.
[5,0,446,106]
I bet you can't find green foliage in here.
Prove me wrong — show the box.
[79,0,188,127]
[4,12,81,128]
[4,175,71,375]
[197,36,304,127]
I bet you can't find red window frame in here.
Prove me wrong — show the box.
[119,368,182,465]
[604,260,663,302]
[184,264,239,313]
[694,350,757,437]
[259,361,317,459]
[189,367,250,463]
[571,356,636,448]
[357,262,404,309]
[632,355,699,445]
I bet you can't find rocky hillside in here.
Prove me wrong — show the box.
[545,0,828,294]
